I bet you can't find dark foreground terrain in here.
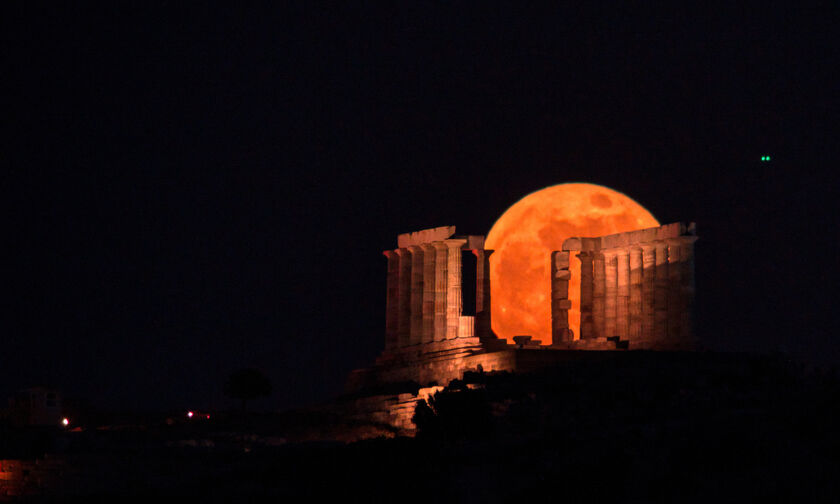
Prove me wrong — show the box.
[2,351,838,502]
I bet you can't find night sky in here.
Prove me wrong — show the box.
[5,3,838,412]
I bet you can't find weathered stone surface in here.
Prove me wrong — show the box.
[593,252,606,340]
[641,243,656,341]
[629,246,643,340]
[397,226,456,248]
[408,246,424,346]
[604,250,618,338]
[444,238,467,339]
[654,241,669,341]
[420,244,436,344]
[473,249,493,339]
[616,249,630,339]
[432,242,448,341]
[553,250,570,270]
[396,248,411,348]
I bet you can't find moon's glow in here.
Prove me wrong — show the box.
[485,183,659,344]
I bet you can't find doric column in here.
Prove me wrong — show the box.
[604,249,618,338]
[408,245,424,346]
[382,250,399,351]
[420,244,436,344]
[395,248,412,348]
[679,235,698,344]
[666,238,683,340]
[578,252,594,339]
[431,242,448,341]
[654,241,669,341]
[473,249,493,339]
[640,243,656,341]
[551,251,573,343]
[592,252,606,339]
[444,238,467,339]
[616,248,630,340]
[628,246,643,340]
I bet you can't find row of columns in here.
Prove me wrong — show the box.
[383,241,492,350]
[552,235,697,343]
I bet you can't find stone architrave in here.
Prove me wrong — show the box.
[603,249,618,338]
[395,248,412,348]
[420,244,436,344]
[592,252,606,340]
[653,241,669,341]
[551,251,572,343]
[407,246,424,346]
[616,248,630,340]
[640,243,656,341]
[444,239,467,339]
[382,250,399,351]
[628,246,643,340]
[473,249,493,339]
[431,242,449,341]
[577,252,594,339]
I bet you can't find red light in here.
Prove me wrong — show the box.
[61,418,70,427]
[187,411,194,418]
[206,414,210,419]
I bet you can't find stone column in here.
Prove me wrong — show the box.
[592,252,606,339]
[408,246,424,346]
[628,246,643,340]
[641,243,656,341]
[654,241,669,341]
[679,235,698,345]
[382,250,399,351]
[431,242,448,341]
[473,249,493,339]
[578,252,594,339]
[395,248,412,348]
[604,249,618,338]
[445,239,467,339]
[666,238,683,341]
[420,244,436,344]
[551,251,573,343]
[616,248,630,340]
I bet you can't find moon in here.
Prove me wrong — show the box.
[485,183,659,344]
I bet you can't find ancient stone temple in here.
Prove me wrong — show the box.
[345,221,699,396]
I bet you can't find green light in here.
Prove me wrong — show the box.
[761,155,771,161]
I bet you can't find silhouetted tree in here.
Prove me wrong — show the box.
[412,388,492,440]
[225,368,272,412]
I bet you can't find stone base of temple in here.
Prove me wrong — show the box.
[340,341,702,440]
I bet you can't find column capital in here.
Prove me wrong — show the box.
[419,243,436,252]
[472,248,494,258]
[431,240,449,251]
[444,238,468,249]
[406,244,424,253]
[383,249,398,259]
[602,248,620,258]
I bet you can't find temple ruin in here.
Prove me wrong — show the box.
[345,221,698,395]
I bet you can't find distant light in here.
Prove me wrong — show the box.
[206,414,211,419]
[61,418,70,427]
[187,411,194,418]
[761,155,772,161]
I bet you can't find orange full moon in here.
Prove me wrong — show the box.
[485,183,659,345]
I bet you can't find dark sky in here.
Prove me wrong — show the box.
[5,2,838,412]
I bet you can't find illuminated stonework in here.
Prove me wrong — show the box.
[346,222,699,398]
